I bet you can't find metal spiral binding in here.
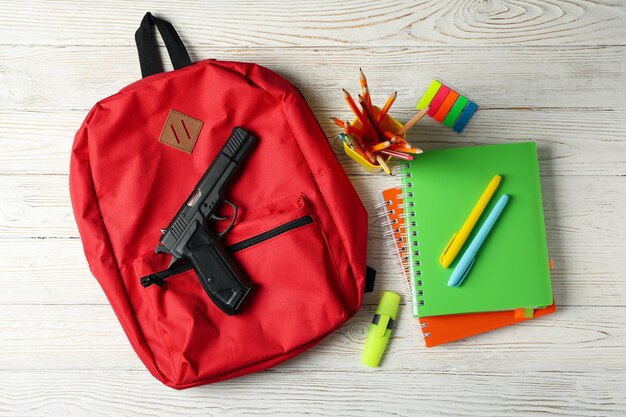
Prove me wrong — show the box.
[381,224,406,237]
[379,217,398,228]
[400,163,424,310]
[376,191,411,290]
[373,200,392,210]
[373,187,402,210]
[391,164,409,176]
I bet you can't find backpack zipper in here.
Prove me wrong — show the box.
[227,215,312,253]
[141,215,313,288]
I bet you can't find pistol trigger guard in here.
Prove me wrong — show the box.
[217,199,238,237]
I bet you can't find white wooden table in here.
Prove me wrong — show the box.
[1,1,625,416]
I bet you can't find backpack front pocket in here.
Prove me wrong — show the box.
[132,194,349,385]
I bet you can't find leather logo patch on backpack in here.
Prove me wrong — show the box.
[158,109,203,154]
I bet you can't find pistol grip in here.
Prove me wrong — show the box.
[183,221,252,315]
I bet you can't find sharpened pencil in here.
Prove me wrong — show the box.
[375,154,391,175]
[389,143,423,154]
[383,129,402,143]
[397,107,429,135]
[344,89,376,138]
[380,149,414,161]
[329,117,365,137]
[342,89,367,127]
[394,138,413,149]
[359,68,372,107]
[377,91,397,123]
[358,94,385,139]
[370,141,392,152]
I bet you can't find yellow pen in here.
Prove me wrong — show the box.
[440,175,502,268]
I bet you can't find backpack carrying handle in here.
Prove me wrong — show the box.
[135,12,192,78]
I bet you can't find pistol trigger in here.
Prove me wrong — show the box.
[210,213,228,222]
[218,199,239,237]
[223,200,238,222]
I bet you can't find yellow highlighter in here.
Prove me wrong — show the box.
[440,175,502,268]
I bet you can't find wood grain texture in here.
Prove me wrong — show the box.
[2,45,626,112]
[2,1,626,415]
[0,369,624,417]
[0,0,624,47]
[2,109,626,175]
[1,304,625,375]
[1,171,624,239]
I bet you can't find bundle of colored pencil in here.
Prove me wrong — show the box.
[332,68,428,174]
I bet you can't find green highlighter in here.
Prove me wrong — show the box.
[362,291,400,367]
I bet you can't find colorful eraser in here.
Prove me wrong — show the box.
[443,95,469,127]
[452,101,479,133]
[427,86,451,117]
[416,80,442,110]
[433,90,460,122]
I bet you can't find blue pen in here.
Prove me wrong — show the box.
[448,194,510,287]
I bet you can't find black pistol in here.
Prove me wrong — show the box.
[155,127,257,315]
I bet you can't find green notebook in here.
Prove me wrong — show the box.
[401,142,553,317]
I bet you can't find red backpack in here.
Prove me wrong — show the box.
[69,13,369,389]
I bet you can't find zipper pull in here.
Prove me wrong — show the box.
[141,272,167,288]
[139,261,193,289]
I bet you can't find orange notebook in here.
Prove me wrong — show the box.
[379,188,556,347]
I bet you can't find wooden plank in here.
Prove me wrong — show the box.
[0,174,76,238]
[1,108,625,176]
[2,46,626,111]
[2,234,624,308]
[0,304,624,375]
[3,172,625,243]
[0,0,624,47]
[0,175,624,307]
[0,368,624,417]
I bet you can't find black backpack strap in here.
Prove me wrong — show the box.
[365,266,376,293]
[135,12,193,78]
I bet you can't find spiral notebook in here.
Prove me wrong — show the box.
[400,142,553,318]
[379,187,556,347]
